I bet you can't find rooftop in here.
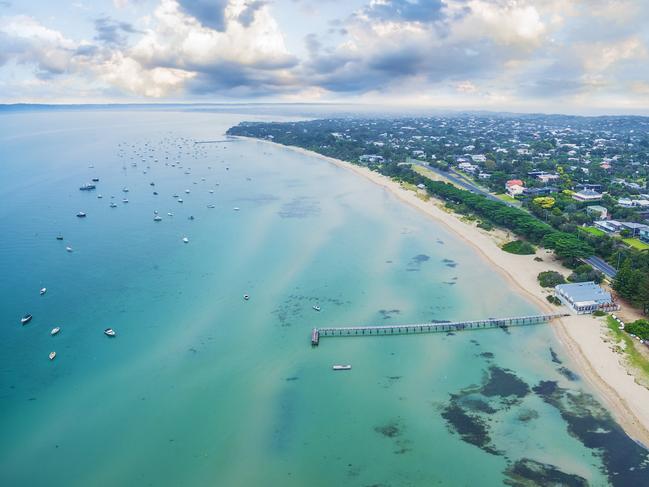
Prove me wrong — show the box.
[555,282,612,305]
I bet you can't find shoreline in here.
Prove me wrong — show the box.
[242,136,649,446]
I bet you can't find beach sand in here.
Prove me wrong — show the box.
[245,137,649,446]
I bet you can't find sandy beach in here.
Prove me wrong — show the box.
[247,136,649,446]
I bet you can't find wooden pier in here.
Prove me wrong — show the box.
[310,313,567,346]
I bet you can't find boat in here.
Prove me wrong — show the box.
[233,207,240,211]
[332,365,352,371]
[51,327,60,336]
[185,189,190,194]
[207,204,215,209]
[312,305,321,312]
[40,287,47,295]
[122,188,129,193]
[49,352,56,361]
[172,194,179,198]
[188,215,194,220]
[243,294,250,301]
[153,215,162,222]
[66,246,73,252]
[178,198,183,203]
[209,190,214,194]
[153,191,158,195]
[97,194,103,199]
[150,182,155,186]
[56,235,64,240]
[110,202,118,208]
[182,237,189,243]
[92,177,99,182]
[122,198,129,203]
[76,211,87,218]
[79,184,96,191]
[21,314,32,325]
[104,328,116,337]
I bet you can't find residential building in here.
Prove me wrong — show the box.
[555,282,619,314]
[573,189,603,202]
[506,179,524,196]
[594,220,623,233]
[640,227,649,243]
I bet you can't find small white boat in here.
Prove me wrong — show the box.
[312,305,321,312]
[97,194,103,199]
[110,202,118,208]
[104,328,116,337]
[122,198,129,203]
[178,198,183,203]
[207,204,215,209]
[122,188,129,193]
[21,314,33,325]
[76,211,87,218]
[154,215,162,222]
[49,352,57,361]
[40,287,47,295]
[233,207,240,211]
[209,190,214,194]
[185,189,190,194]
[51,327,60,336]
[243,294,250,301]
[182,237,189,243]
[66,246,73,252]
[332,365,352,371]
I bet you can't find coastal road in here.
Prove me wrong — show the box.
[583,256,617,279]
[411,161,518,208]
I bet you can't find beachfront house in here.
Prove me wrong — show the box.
[555,282,619,314]
[506,179,525,196]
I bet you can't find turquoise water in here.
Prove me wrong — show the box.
[1,109,647,486]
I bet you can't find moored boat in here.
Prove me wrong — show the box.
[49,352,56,361]
[40,287,47,295]
[21,314,32,325]
[104,328,116,337]
[243,294,250,301]
[312,305,321,312]
[76,211,87,218]
[332,365,352,371]
[51,326,61,336]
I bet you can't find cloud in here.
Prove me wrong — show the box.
[94,16,140,46]
[362,0,448,23]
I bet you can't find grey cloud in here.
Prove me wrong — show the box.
[237,1,267,27]
[363,0,447,23]
[94,17,139,46]
[177,0,229,31]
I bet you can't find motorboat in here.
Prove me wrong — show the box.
[153,191,158,195]
[40,287,47,295]
[49,352,57,361]
[21,314,32,325]
[122,188,129,193]
[233,207,240,211]
[153,215,162,222]
[51,327,60,336]
[66,246,73,252]
[110,202,118,208]
[207,204,215,209]
[178,198,183,203]
[122,198,129,203]
[79,184,96,191]
[92,177,99,182]
[150,182,155,186]
[97,194,103,199]
[243,294,250,301]
[104,328,116,337]
[182,236,189,243]
[312,305,321,312]
[185,189,190,194]
[332,365,352,371]
[76,211,87,218]
[188,215,194,220]
[56,235,64,240]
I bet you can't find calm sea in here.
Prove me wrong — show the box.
[1,108,647,486]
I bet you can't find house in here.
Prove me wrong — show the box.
[416,183,426,190]
[506,179,525,196]
[471,154,487,163]
[359,154,384,164]
[537,173,560,184]
[572,189,602,202]
[594,220,622,234]
[555,282,619,314]
[458,162,478,173]
[523,187,557,196]
[640,227,649,243]
[586,205,608,220]
[620,222,649,237]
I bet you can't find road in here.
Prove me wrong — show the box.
[583,256,617,279]
[411,161,518,208]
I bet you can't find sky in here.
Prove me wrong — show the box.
[1,0,649,114]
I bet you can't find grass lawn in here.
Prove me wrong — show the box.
[606,316,649,378]
[580,226,607,237]
[623,238,649,250]
[495,193,518,203]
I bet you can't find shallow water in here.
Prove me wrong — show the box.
[1,109,647,486]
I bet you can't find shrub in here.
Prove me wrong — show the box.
[568,264,604,284]
[546,295,562,305]
[534,256,543,262]
[502,240,536,255]
[538,271,566,288]
[477,221,494,231]
[625,319,649,340]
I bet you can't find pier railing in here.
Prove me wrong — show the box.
[311,313,567,346]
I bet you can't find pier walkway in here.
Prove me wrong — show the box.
[311,313,567,346]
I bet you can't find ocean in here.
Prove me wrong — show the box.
[1,108,647,486]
